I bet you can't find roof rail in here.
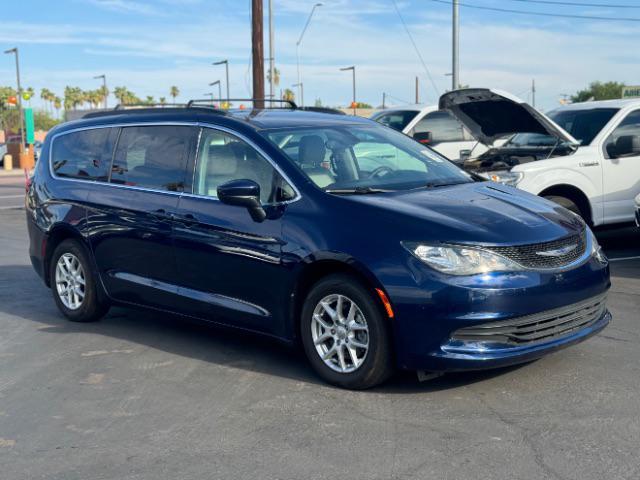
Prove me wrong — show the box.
[186,98,298,109]
[113,103,185,110]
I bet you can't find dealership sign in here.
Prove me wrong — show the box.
[622,86,640,99]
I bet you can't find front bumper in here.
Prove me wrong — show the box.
[384,250,610,371]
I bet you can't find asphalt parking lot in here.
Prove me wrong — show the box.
[1,174,639,480]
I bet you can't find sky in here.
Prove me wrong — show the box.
[1,0,639,112]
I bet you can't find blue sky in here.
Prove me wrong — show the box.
[1,0,639,111]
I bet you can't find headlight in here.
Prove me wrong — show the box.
[589,229,607,264]
[481,170,524,186]
[402,242,524,275]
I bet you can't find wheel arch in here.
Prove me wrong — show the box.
[289,255,392,345]
[43,224,88,287]
[539,184,594,225]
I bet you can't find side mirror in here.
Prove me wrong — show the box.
[217,179,266,222]
[459,149,472,162]
[613,135,640,158]
[412,131,433,145]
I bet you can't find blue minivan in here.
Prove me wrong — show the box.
[26,102,611,389]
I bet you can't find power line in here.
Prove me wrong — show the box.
[507,0,640,8]
[390,0,440,97]
[429,0,640,21]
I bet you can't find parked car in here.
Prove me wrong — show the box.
[635,194,640,227]
[370,105,479,162]
[441,88,640,227]
[0,142,6,167]
[27,104,611,389]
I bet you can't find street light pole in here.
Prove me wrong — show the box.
[209,81,222,105]
[340,66,356,115]
[93,74,107,108]
[452,0,459,91]
[4,47,25,156]
[296,3,322,107]
[268,0,275,103]
[203,92,215,102]
[213,60,230,104]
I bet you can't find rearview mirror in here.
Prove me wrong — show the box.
[459,149,472,162]
[611,135,640,158]
[217,179,266,222]
[412,131,433,145]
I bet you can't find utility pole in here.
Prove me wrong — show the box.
[292,83,303,106]
[415,76,419,104]
[452,0,459,91]
[340,66,356,115]
[382,92,386,109]
[252,0,265,108]
[4,47,25,160]
[532,79,536,107]
[213,60,230,105]
[94,74,107,108]
[268,0,275,103]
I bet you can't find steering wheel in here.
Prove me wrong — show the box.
[368,165,394,179]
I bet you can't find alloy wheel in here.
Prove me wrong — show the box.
[55,253,86,310]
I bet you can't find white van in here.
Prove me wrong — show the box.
[441,89,640,227]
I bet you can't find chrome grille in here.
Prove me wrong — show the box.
[484,230,587,269]
[451,293,607,347]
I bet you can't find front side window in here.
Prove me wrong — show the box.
[370,110,419,132]
[51,128,116,181]
[262,125,473,192]
[413,110,473,143]
[605,110,640,158]
[110,126,196,191]
[193,128,296,203]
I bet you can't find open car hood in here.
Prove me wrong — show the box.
[439,88,578,146]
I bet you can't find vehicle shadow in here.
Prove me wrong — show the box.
[0,264,530,393]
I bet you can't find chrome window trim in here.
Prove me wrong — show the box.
[48,121,302,205]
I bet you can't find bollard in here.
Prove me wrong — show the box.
[3,154,13,171]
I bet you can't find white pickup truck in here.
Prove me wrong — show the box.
[440,89,640,227]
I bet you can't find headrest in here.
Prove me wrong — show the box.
[299,135,326,166]
[616,135,640,156]
[207,144,237,175]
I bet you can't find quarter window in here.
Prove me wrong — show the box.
[51,128,116,181]
[193,128,295,203]
[110,126,196,191]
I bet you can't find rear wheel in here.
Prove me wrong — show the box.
[50,239,109,322]
[301,274,394,389]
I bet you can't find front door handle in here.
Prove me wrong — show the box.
[152,208,172,220]
[173,212,198,223]
[579,161,600,167]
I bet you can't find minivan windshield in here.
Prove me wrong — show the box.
[261,125,473,193]
[506,107,619,147]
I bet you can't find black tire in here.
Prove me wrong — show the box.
[300,274,394,389]
[544,195,582,217]
[49,239,109,322]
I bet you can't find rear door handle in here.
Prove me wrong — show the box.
[173,212,198,223]
[152,208,171,219]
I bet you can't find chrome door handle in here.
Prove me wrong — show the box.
[579,161,599,167]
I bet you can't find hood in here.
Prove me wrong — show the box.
[439,88,578,146]
[345,182,584,246]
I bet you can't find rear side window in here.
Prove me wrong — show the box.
[51,128,116,181]
[413,110,473,143]
[110,126,196,191]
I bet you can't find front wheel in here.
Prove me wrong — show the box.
[300,274,394,389]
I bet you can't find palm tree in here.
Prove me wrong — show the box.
[53,96,62,117]
[113,86,128,105]
[282,88,295,102]
[266,67,280,88]
[170,86,179,104]
[145,95,155,105]
[159,97,167,106]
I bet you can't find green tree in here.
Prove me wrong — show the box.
[571,81,626,103]
[34,111,60,130]
[266,67,280,88]
[355,102,372,108]
[159,97,167,106]
[314,98,323,107]
[170,86,179,103]
[282,88,295,102]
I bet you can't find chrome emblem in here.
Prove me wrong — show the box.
[536,243,578,257]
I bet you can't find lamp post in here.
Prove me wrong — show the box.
[209,81,222,105]
[4,47,25,158]
[296,2,322,107]
[203,92,215,102]
[93,74,107,108]
[292,83,303,107]
[213,59,230,104]
[340,66,356,115]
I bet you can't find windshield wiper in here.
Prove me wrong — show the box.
[420,181,470,189]
[325,186,392,195]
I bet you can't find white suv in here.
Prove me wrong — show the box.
[441,89,640,227]
[370,105,479,162]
